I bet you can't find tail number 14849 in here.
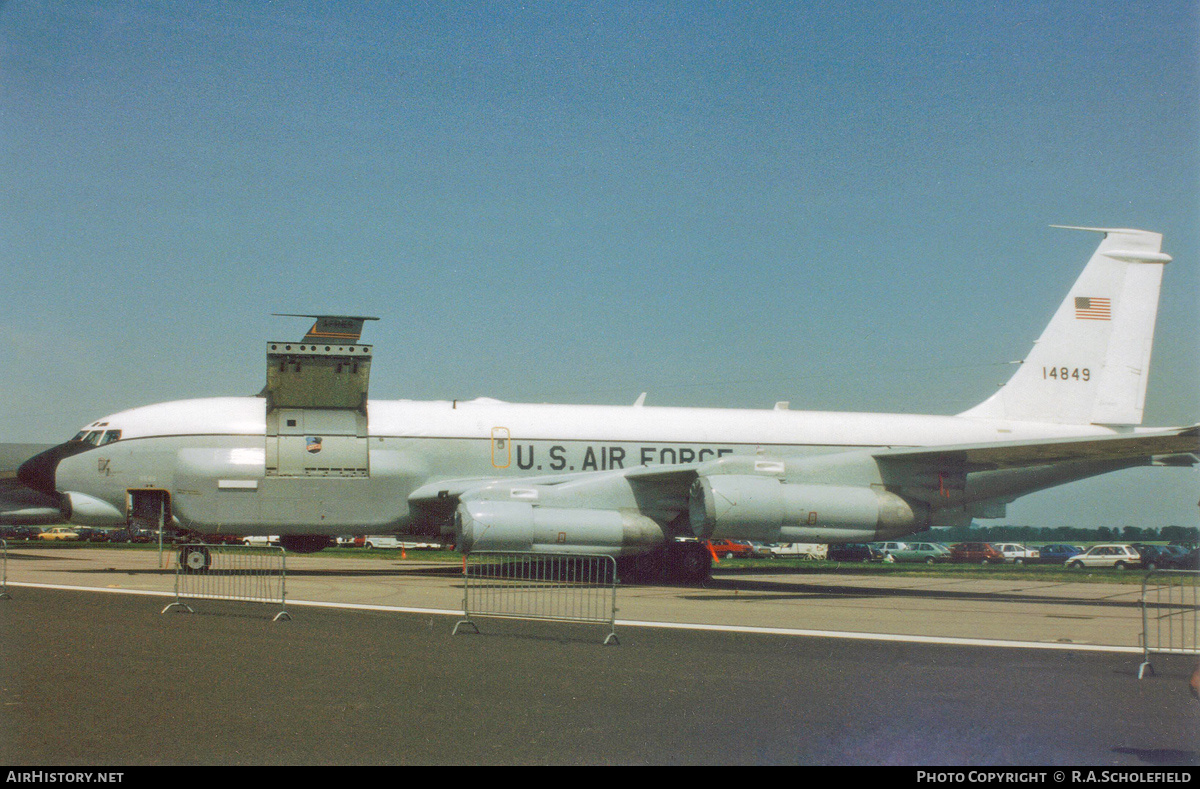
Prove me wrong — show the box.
[1043,367,1091,381]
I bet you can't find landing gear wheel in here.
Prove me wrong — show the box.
[634,551,664,584]
[180,545,211,574]
[670,542,712,585]
[618,552,666,585]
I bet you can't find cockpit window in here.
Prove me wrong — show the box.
[69,428,121,446]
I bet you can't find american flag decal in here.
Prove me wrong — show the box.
[1074,296,1111,321]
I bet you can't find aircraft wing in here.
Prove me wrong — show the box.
[870,425,1199,471]
[407,425,1197,539]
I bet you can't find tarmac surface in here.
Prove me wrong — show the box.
[1,546,1198,766]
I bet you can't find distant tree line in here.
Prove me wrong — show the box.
[906,524,1199,544]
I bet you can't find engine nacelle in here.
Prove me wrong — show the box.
[688,475,929,543]
[455,500,666,556]
[60,491,127,527]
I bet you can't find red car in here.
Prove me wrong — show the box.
[949,542,1005,565]
[704,539,755,559]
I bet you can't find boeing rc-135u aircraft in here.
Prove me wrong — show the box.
[16,227,1199,581]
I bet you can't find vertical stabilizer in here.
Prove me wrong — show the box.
[959,227,1171,426]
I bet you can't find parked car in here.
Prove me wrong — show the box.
[746,542,774,558]
[827,543,884,563]
[993,543,1040,565]
[1134,544,1198,571]
[399,540,445,550]
[201,534,246,546]
[1034,544,1083,564]
[1065,544,1142,570]
[704,539,756,559]
[127,528,155,544]
[242,535,281,547]
[364,536,404,549]
[769,543,828,560]
[883,542,952,564]
[949,542,1005,565]
[135,527,187,544]
[871,541,910,558]
[38,527,82,541]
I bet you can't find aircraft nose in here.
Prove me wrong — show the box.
[17,443,81,497]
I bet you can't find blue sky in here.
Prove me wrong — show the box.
[3,1,1197,528]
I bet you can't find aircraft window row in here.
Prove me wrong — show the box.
[70,429,122,446]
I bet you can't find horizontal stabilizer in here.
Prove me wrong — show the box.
[873,425,1199,471]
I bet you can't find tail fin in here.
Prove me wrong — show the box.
[960,226,1171,426]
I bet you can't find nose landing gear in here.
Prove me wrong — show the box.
[180,545,211,573]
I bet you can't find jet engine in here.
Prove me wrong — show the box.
[688,475,929,543]
[59,491,126,526]
[455,499,666,556]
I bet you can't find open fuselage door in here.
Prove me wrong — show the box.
[264,316,377,478]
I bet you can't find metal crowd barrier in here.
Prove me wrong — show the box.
[0,539,9,600]
[161,544,291,621]
[1138,569,1198,679]
[453,552,619,645]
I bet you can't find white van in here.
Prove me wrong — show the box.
[769,543,828,560]
[364,536,403,549]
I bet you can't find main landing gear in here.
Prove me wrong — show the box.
[618,541,712,586]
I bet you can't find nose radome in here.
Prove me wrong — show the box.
[17,447,59,497]
[17,442,92,498]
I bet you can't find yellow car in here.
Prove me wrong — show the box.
[38,527,81,541]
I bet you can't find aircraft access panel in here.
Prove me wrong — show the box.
[264,342,372,478]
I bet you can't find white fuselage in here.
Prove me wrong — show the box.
[53,395,1126,537]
